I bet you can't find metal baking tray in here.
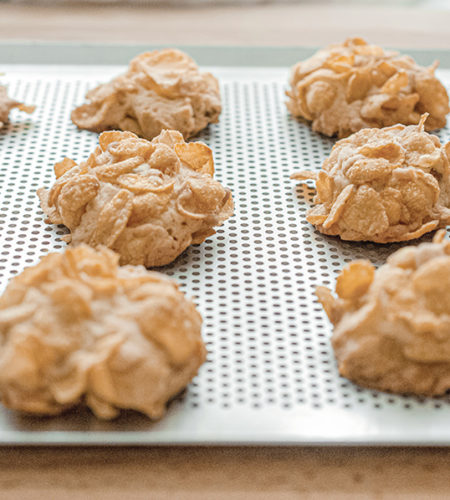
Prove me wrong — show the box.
[0,43,450,445]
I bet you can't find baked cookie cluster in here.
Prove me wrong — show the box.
[71,49,222,140]
[1,49,232,420]
[0,84,35,129]
[316,231,450,396]
[286,37,449,137]
[291,115,450,243]
[287,40,450,396]
[0,245,205,419]
[38,129,233,267]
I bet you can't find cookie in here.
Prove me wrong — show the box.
[291,115,450,243]
[0,84,35,129]
[316,230,450,396]
[0,245,205,419]
[286,38,449,137]
[38,129,233,267]
[71,49,221,140]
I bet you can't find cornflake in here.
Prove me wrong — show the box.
[71,49,221,140]
[0,85,35,129]
[0,245,206,419]
[38,129,234,267]
[316,230,450,396]
[286,38,449,137]
[291,115,450,243]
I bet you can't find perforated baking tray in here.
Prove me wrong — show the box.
[1,44,450,445]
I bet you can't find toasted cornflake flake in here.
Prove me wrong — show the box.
[335,260,375,300]
[286,38,450,137]
[316,231,450,396]
[0,85,35,129]
[291,117,450,243]
[0,245,206,419]
[71,49,221,140]
[38,129,233,266]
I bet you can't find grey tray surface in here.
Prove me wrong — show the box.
[0,44,450,445]
[1,41,450,67]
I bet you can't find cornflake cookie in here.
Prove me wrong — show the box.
[316,230,450,396]
[0,85,35,129]
[71,49,221,140]
[286,38,450,137]
[291,115,450,243]
[38,130,233,267]
[0,245,206,419]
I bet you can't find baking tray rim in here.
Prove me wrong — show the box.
[1,40,450,68]
[1,46,450,446]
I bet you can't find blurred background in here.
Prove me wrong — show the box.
[0,0,450,48]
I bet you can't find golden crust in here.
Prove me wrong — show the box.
[0,84,35,129]
[286,38,450,137]
[0,245,206,419]
[71,49,221,140]
[316,231,450,396]
[291,116,450,243]
[38,129,234,267]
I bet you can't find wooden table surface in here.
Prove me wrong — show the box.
[1,2,450,48]
[1,2,450,498]
[0,446,449,499]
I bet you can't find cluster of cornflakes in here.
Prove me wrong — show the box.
[0,245,206,419]
[0,84,34,129]
[288,40,450,396]
[38,129,234,267]
[316,231,450,396]
[286,38,449,137]
[71,49,222,140]
[292,116,450,243]
[0,49,231,420]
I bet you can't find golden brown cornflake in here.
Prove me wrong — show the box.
[38,130,233,267]
[71,49,221,140]
[286,38,450,137]
[0,85,35,129]
[316,231,450,396]
[291,116,450,243]
[0,245,206,419]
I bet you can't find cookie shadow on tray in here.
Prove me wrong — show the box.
[0,119,36,138]
[4,388,193,433]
